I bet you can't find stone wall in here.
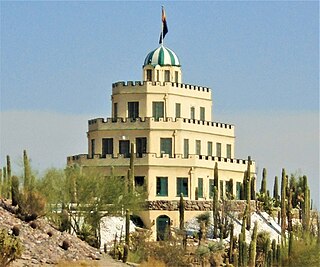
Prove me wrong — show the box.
[147,200,256,213]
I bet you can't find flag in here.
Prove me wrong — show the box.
[159,7,168,44]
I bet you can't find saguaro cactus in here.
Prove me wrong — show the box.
[229,223,234,263]
[302,175,310,232]
[280,168,287,244]
[11,175,19,206]
[23,150,31,191]
[213,186,219,238]
[6,155,12,199]
[179,193,185,230]
[248,221,258,267]
[128,143,135,193]
[214,162,219,192]
[0,168,2,197]
[125,209,130,246]
[3,167,7,198]
[260,168,267,196]
[246,156,251,230]
[273,176,279,207]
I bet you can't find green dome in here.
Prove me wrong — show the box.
[144,45,180,67]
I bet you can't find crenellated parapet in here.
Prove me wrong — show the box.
[88,117,234,133]
[67,152,253,170]
[112,81,211,93]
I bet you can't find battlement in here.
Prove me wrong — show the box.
[67,153,251,166]
[88,117,234,130]
[112,81,210,93]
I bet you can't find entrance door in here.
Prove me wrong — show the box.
[156,215,170,241]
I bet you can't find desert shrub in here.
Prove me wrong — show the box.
[62,240,70,250]
[47,231,53,237]
[0,229,23,266]
[18,190,46,220]
[152,241,189,266]
[12,226,20,236]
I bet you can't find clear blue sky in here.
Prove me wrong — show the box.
[1,1,319,206]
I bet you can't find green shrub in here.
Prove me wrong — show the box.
[0,229,23,266]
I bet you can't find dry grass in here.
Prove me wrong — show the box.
[139,257,166,267]
[56,260,100,267]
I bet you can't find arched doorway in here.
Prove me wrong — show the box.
[156,215,170,241]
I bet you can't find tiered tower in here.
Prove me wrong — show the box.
[68,43,255,240]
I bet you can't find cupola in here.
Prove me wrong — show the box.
[143,45,182,83]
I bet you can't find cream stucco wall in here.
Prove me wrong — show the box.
[67,62,256,241]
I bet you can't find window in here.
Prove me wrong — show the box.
[136,137,147,158]
[226,179,233,199]
[156,177,168,196]
[200,107,205,121]
[198,178,203,198]
[209,179,214,198]
[175,103,181,118]
[220,180,224,199]
[196,140,201,155]
[175,71,178,83]
[227,144,232,159]
[119,140,130,158]
[165,70,170,82]
[207,142,213,156]
[236,182,242,200]
[183,139,189,158]
[113,103,118,120]
[135,176,145,187]
[128,102,139,119]
[216,142,221,157]
[157,70,160,81]
[102,138,113,157]
[146,70,152,81]
[190,107,195,120]
[91,139,95,158]
[160,138,172,157]
[152,101,164,121]
[177,177,188,196]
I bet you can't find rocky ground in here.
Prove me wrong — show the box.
[0,199,129,266]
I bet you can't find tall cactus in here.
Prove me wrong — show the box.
[0,168,2,197]
[250,176,256,200]
[11,175,19,206]
[287,189,293,232]
[246,156,251,230]
[3,167,7,198]
[213,186,218,238]
[273,176,279,207]
[302,175,310,232]
[229,223,234,263]
[260,168,267,196]
[6,155,12,199]
[128,142,135,193]
[23,150,31,191]
[280,168,287,245]
[248,221,258,267]
[125,209,130,246]
[239,215,247,267]
[179,193,185,230]
[214,162,219,193]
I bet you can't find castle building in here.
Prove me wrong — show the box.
[68,32,255,241]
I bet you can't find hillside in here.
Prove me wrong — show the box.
[0,199,127,266]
